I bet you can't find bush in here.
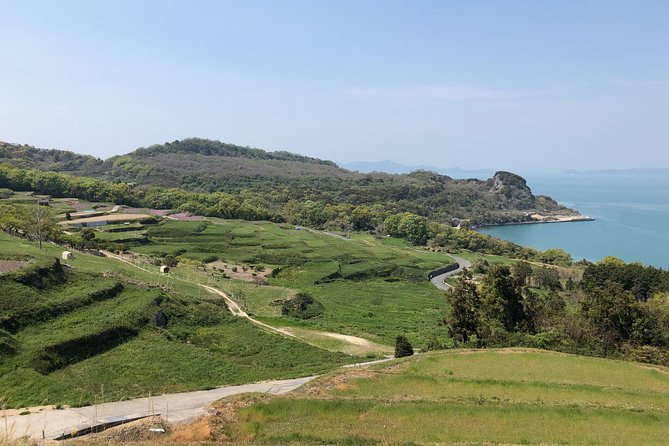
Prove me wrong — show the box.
[0,329,18,355]
[281,293,325,319]
[395,335,414,358]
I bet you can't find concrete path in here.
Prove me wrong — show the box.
[0,357,394,440]
[1,377,314,440]
[429,255,472,291]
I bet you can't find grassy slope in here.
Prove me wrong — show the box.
[0,233,352,408]
[216,349,669,445]
[132,219,464,347]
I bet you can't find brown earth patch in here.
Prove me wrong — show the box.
[168,417,212,442]
[296,369,377,398]
[207,260,273,283]
[0,260,28,274]
[82,416,169,443]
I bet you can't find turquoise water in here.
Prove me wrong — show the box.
[477,174,669,268]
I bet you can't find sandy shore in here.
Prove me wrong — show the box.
[477,213,594,228]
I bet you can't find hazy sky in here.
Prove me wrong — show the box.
[1,0,668,171]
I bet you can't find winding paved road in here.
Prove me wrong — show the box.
[1,356,395,440]
[429,255,472,291]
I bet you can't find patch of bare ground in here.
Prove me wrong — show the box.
[294,369,378,398]
[167,417,212,442]
[1,405,60,417]
[206,261,272,283]
[208,394,270,443]
[0,260,27,274]
[79,416,169,443]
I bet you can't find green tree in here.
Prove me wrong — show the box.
[534,266,562,291]
[398,213,429,245]
[582,282,641,348]
[511,261,533,287]
[447,269,483,345]
[540,248,573,265]
[163,255,179,267]
[80,228,96,241]
[395,335,414,358]
[481,265,526,332]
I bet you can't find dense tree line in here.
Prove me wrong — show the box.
[0,163,577,265]
[446,260,669,365]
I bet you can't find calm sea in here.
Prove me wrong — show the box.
[477,174,669,268]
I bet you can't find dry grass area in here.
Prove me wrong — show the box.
[167,418,212,442]
[78,416,170,443]
[0,260,27,274]
[0,435,34,446]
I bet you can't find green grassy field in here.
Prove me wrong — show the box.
[0,233,353,408]
[215,349,669,445]
[129,219,458,347]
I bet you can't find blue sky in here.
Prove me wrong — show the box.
[1,0,667,171]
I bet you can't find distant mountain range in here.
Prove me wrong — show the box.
[342,161,669,178]
[340,160,495,178]
[561,168,669,176]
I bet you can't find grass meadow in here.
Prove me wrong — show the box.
[216,349,669,445]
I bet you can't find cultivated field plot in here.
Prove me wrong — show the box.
[131,219,458,347]
[214,349,669,445]
[58,213,151,225]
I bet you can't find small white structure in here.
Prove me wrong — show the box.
[160,265,170,274]
[61,251,73,260]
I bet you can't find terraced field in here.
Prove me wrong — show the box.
[0,233,353,408]
[131,219,462,347]
[212,349,669,445]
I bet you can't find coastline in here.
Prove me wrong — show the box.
[475,214,594,229]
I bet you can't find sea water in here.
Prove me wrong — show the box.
[477,174,669,268]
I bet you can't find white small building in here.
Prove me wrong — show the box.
[160,265,170,274]
[61,251,73,260]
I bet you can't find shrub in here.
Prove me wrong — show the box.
[395,335,414,358]
[281,293,324,319]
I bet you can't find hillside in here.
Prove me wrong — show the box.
[203,349,669,445]
[0,138,577,225]
[0,232,352,408]
[0,141,104,174]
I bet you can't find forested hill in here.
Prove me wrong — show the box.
[0,141,104,174]
[0,138,577,225]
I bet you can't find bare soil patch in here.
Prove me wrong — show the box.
[207,260,273,282]
[83,416,169,443]
[58,213,151,225]
[0,260,27,274]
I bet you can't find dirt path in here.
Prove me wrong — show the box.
[102,251,384,353]
[199,285,298,339]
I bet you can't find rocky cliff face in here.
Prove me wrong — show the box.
[488,171,536,210]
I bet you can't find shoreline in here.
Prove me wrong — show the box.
[475,215,594,229]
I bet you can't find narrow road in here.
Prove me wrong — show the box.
[1,355,396,440]
[429,255,472,291]
[1,377,313,440]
